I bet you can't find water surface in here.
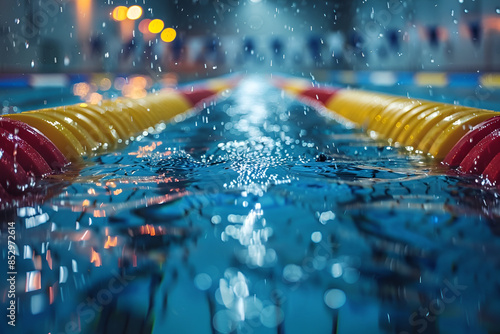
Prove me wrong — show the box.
[1,77,500,334]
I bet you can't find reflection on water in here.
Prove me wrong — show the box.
[2,77,500,333]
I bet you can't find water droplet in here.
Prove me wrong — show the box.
[331,263,343,278]
[311,231,322,243]
[260,305,284,328]
[324,289,346,309]
[283,264,303,282]
[343,267,360,284]
[213,310,239,334]
[194,273,212,290]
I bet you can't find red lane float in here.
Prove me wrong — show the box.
[0,118,67,205]
[0,128,52,177]
[272,77,340,107]
[443,116,500,167]
[442,116,500,185]
[457,129,500,175]
[483,153,500,186]
[0,148,31,196]
[298,87,339,105]
[180,88,218,107]
[0,118,68,170]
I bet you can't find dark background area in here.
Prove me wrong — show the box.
[1,0,499,76]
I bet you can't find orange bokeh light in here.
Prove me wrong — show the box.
[90,248,102,267]
[139,19,152,34]
[104,235,118,249]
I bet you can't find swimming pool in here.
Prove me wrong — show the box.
[1,76,500,334]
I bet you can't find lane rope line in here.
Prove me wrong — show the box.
[274,76,500,186]
[0,76,239,205]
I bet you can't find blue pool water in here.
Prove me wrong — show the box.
[1,77,500,334]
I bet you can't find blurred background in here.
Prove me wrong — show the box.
[2,0,500,77]
[3,0,500,111]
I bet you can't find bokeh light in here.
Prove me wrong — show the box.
[87,92,103,104]
[148,19,164,34]
[130,76,148,89]
[160,28,177,43]
[114,77,126,90]
[324,289,346,309]
[138,19,152,34]
[122,75,149,98]
[112,6,128,21]
[73,82,90,97]
[126,5,143,20]
[99,78,112,91]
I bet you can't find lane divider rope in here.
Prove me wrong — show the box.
[0,77,239,205]
[273,76,500,186]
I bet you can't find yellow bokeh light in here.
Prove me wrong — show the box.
[127,5,143,20]
[148,19,164,34]
[112,6,128,21]
[161,28,177,42]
